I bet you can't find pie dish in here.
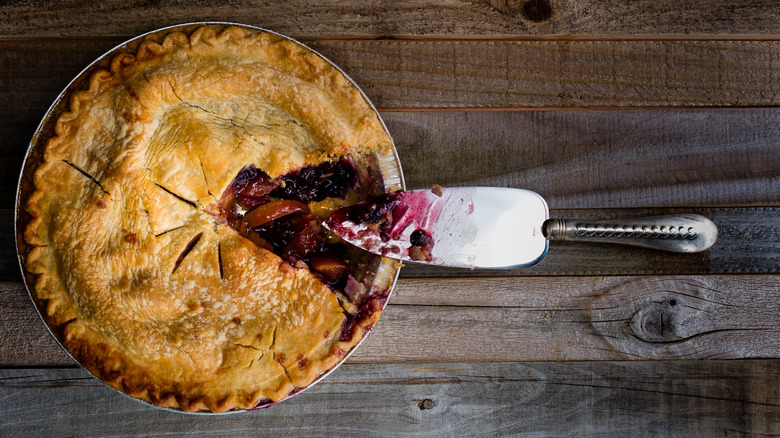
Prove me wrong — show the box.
[17,23,403,413]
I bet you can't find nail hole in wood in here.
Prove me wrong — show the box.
[522,0,553,22]
[669,299,677,306]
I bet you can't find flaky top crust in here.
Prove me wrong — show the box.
[23,25,393,413]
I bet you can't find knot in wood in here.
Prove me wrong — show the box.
[522,0,553,22]
[629,298,688,343]
[418,398,436,410]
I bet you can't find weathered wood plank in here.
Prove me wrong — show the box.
[314,39,780,108]
[4,0,780,38]
[358,275,780,362]
[0,281,65,366]
[4,39,780,111]
[0,214,19,283]
[0,41,115,112]
[0,362,777,436]
[4,207,779,283]
[383,110,780,208]
[0,112,39,210]
[402,207,780,277]
[4,108,779,210]
[4,275,778,366]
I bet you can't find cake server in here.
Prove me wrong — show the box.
[324,187,718,269]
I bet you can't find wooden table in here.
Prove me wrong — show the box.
[2,1,779,436]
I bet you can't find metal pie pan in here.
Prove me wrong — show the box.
[15,22,405,414]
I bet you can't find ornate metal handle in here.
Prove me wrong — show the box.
[542,214,718,253]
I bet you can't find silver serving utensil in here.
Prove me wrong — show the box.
[324,187,718,269]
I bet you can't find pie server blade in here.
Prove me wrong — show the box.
[324,187,718,269]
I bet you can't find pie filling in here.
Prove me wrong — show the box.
[326,192,435,261]
[216,159,387,325]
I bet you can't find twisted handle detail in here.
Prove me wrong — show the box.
[542,215,717,253]
[573,223,698,240]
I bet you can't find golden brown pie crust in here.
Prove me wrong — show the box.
[23,25,394,413]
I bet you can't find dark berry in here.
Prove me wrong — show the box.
[410,229,429,246]
[275,159,356,203]
[230,166,263,192]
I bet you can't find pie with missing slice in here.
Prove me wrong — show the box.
[22,25,400,413]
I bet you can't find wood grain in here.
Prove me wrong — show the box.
[0,112,39,210]
[361,275,780,362]
[311,39,780,109]
[402,207,780,277]
[1,362,777,436]
[4,39,780,111]
[382,110,780,208]
[4,108,779,210]
[4,0,780,39]
[4,275,778,366]
[3,207,779,283]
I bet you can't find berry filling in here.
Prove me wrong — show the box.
[325,191,435,261]
[272,160,358,203]
[218,159,361,289]
[407,229,434,261]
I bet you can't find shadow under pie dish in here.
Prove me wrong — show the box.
[16,23,404,413]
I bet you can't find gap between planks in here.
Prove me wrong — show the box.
[10,34,780,44]
[379,105,780,112]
